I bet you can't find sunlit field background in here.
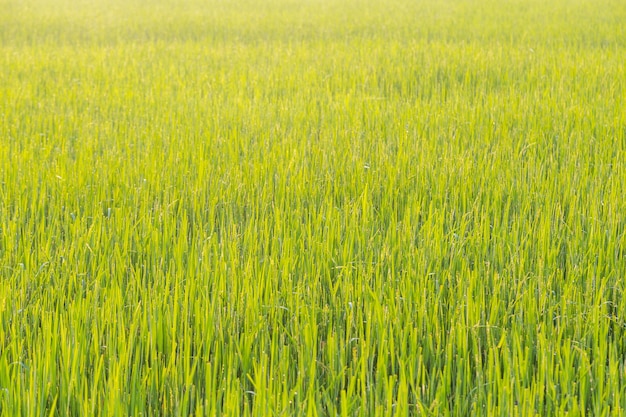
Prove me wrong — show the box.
[1,0,625,415]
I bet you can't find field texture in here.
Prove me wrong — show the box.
[1,0,626,415]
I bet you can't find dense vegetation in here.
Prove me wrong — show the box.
[1,0,625,415]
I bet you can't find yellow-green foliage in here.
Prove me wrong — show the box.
[1,0,625,415]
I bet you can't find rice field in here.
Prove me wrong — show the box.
[1,0,625,415]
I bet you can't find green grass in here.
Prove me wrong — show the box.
[1,0,625,415]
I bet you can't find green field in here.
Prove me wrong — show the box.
[1,0,625,415]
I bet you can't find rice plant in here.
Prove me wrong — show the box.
[1,0,625,415]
